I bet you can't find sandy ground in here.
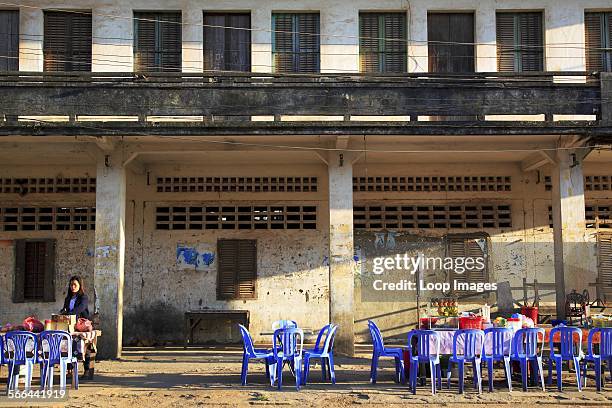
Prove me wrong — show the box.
[2,345,611,407]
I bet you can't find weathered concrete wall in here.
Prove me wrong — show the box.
[14,0,612,73]
[0,164,96,326]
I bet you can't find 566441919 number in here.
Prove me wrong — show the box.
[4,389,68,401]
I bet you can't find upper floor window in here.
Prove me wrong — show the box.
[272,13,320,73]
[203,13,250,72]
[428,13,474,73]
[359,12,406,73]
[496,12,544,72]
[585,12,612,72]
[44,11,92,72]
[0,10,18,71]
[134,12,182,72]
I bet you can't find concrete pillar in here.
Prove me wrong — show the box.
[19,7,43,72]
[408,6,427,73]
[321,6,358,73]
[92,5,133,72]
[475,5,497,72]
[183,6,203,73]
[328,151,355,356]
[251,6,272,73]
[551,148,589,319]
[94,147,127,358]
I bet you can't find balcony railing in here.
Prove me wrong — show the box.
[0,71,610,137]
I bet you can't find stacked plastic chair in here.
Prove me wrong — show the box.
[272,327,304,390]
[367,320,404,384]
[510,328,546,391]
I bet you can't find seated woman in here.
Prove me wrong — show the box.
[60,275,90,319]
[60,275,92,378]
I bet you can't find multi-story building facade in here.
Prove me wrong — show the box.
[0,0,611,358]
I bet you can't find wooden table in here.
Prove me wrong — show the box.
[183,310,249,347]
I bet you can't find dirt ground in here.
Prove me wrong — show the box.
[3,345,612,407]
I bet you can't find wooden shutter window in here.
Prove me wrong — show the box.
[44,11,92,72]
[217,239,257,299]
[134,12,182,72]
[597,233,612,297]
[496,12,543,72]
[446,234,488,293]
[273,13,320,73]
[14,239,56,302]
[0,10,19,71]
[359,13,406,73]
[203,13,251,72]
[585,12,612,72]
[428,13,475,73]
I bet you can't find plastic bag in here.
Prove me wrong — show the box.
[75,317,93,332]
[22,316,44,333]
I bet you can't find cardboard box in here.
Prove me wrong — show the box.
[52,314,76,325]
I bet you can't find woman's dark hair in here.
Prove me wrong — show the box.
[66,275,85,297]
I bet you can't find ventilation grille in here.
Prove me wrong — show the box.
[354,204,512,229]
[545,175,612,192]
[0,178,96,194]
[353,176,512,192]
[0,206,96,231]
[155,205,317,230]
[548,205,612,229]
[156,177,318,193]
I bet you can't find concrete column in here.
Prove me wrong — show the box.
[408,6,427,73]
[251,6,272,73]
[183,6,203,73]
[321,6,358,73]
[328,151,355,356]
[19,7,43,72]
[94,147,127,358]
[551,149,589,319]
[93,5,133,72]
[475,5,497,72]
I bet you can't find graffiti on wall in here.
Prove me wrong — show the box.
[176,243,215,271]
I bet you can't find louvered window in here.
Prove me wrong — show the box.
[204,13,250,72]
[13,239,56,302]
[446,233,488,294]
[428,13,474,73]
[272,13,319,73]
[597,233,612,298]
[496,12,544,72]
[585,12,612,72]
[0,10,18,71]
[134,12,182,72]
[43,11,92,72]
[360,13,406,73]
[217,239,257,300]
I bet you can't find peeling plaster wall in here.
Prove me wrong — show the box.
[0,165,96,325]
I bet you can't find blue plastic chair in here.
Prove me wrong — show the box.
[238,324,274,386]
[547,325,583,391]
[582,327,612,391]
[303,324,338,385]
[446,329,485,394]
[510,328,546,391]
[406,330,441,395]
[367,320,404,384]
[272,327,304,390]
[40,331,79,390]
[483,327,513,392]
[5,331,38,391]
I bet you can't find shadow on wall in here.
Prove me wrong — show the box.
[123,301,183,346]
